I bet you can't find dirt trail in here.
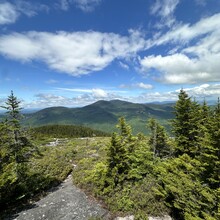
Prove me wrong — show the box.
[4,175,110,220]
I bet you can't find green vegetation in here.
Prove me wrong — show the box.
[0,91,38,208]
[0,92,79,211]
[72,89,220,219]
[1,90,219,220]
[32,124,109,138]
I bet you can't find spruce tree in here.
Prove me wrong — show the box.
[206,98,220,188]
[148,118,171,158]
[172,89,198,157]
[187,99,201,156]
[0,91,35,199]
[106,117,136,186]
[1,91,34,165]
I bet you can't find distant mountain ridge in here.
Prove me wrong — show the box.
[23,100,175,134]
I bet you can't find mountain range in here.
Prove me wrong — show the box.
[23,100,174,134]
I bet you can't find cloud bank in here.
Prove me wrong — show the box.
[140,13,220,84]
[16,83,220,108]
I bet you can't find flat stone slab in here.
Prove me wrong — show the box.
[5,175,110,220]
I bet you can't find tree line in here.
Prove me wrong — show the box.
[32,124,109,138]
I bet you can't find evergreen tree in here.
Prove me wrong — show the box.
[148,118,171,158]
[206,98,220,188]
[1,91,33,165]
[172,89,200,157]
[0,91,35,205]
[187,99,202,156]
[194,101,213,181]
[155,154,218,220]
[1,91,22,128]
[106,117,136,186]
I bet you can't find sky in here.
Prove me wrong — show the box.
[0,0,220,108]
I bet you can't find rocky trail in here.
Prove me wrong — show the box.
[3,175,111,220]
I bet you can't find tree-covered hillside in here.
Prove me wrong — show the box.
[23,100,174,134]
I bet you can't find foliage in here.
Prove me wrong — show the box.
[148,117,172,158]
[172,89,194,156]
[32,124,109,138]
[27,142,75,193]
[72,90,220,219]
[105,118,135,187]
[0,92,76,211]
[0,91,37,207]
[207,98,220,189]
[1,90,219,220]
[154,154,218,219]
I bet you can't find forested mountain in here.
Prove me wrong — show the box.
[23,100,174,134]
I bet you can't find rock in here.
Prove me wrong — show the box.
[148,215,172,220]
[115,215,134,220]
[4,175,110,220]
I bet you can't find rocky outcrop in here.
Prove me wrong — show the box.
[4,175,110,220]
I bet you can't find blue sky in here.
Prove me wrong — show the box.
[0,0,220,108]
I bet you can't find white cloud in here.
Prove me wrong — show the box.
[133,84,220,103]
[73,0,101,12]
[0,1,49,25]
[56,87,127,95]
[137,82,153,89]
[120,82,153,90]
[20,83,220,108]
[0,2,18,25]
[140,53,215,84]
[31,93,71,107]
[92,88,107,98]
[56,88,92,93]
[151,0,179,18]
[183,84,220,98]
[119,61,129,70]
[27,87,122,108]
[140,13,220,84]
[15,0,49,17]
[150,0,179,28]
[154,13,220,46]
[136,91,177,103]
[0,30,146,76]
